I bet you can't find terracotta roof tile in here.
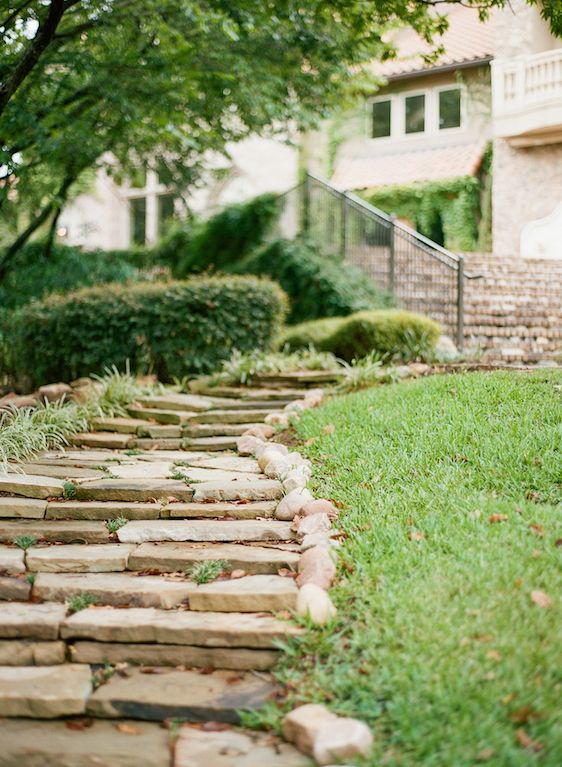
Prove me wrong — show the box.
[374,5,496,80]
[331,141,487,190]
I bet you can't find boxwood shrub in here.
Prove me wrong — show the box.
[230,239,393,324]
[6,276,287,387]
[279,309,440,362]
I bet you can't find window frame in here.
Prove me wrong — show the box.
[403,89,427,136]
[370,96,393,140]
[435,84,464,133]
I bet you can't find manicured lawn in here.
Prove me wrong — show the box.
[277,371,562,765]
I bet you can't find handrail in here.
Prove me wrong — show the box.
[306,172,481,279]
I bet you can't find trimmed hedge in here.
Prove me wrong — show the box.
[230,239,393,324]
[279,309,440,362]
[5,276,287,387]
[0,242,141,310]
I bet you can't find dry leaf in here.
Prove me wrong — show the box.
[515,728,543,752]
[510,706,541,724]
[476,747,495,762]
[488,514,508,523]
[409,529,427,541]
[530,589,552,608]
[65,718,93,730]
[115,723,140,735]
[323,424,335,434]
[201,721,231,732]
[529,524,544,536]
[486,649,501,662]
[230,569,246,579]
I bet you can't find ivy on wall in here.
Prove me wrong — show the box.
[361,146,493,252]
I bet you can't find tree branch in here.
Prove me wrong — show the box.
[0,0,66,117]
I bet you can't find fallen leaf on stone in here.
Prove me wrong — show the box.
[199,666,215,675]
[530,589,552,608]
[323,424,335,434]
[115,723,140,735]
[488,514,508,523]
[225,673,244,685]
[139,666,165,674]
[515,728,542,752]
[409,530,427,541]
[476,747,495,762]
[167,496,181,503]
[65,718,93,730]
[201,721,231,732]
[230,569,246,579]
[276,610,292,620]
[529,524,544,536]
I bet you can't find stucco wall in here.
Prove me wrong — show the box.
[492,138,562,257]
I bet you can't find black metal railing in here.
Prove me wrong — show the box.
[278,172,480,348]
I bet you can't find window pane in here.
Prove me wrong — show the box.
[405,94,425,134]
[372,100,391,138]
[130,198,146,246]
[157,193,176,236]
[439,88,461,129]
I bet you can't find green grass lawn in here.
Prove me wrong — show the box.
[275,371,562,765]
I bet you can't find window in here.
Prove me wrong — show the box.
[157,193,176,236]
[371,99,391,138]
[439,87,461,129]
[130,198,146,245]
[405,93,425,134]
[129,167,147,189]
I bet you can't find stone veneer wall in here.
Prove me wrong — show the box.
[492,138,562,258]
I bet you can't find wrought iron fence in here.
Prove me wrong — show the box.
[278,172,479,348]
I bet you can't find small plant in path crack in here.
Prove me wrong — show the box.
[14,535,37,550]
[169,467,190,482]
[92,663,116,689]
[25,572,36,586]
[106,517,128,534]
[186,560,230,584]
[67,592,97,614]
[62,480,77,499]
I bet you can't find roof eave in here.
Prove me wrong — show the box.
[384,55,494,83]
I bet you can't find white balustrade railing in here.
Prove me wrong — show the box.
[493,48,562,113]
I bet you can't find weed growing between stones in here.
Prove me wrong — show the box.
[105,517,128,534]
[14,535,37,550]
[91,664,116,689]
[210,347,339,386]
[169,467,189,482]
[25,573,36,585]
[67,592,97,614]
[62,480,77,499]
[186,560,230,584]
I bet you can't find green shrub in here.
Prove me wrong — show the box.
[6,276,287,387]
[230,239,393,324]
[280,309,440,362]
[0,241,140,310]
[169,194,280,276]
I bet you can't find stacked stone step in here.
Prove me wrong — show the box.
[0,381,341,766]
[462,253,562,360]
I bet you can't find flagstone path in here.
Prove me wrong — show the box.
[0,373,334,766]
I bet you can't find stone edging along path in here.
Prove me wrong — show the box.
[0,372,373,766]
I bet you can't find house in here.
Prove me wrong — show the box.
[306,1,561,260]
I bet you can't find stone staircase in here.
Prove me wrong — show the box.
[0,378,335,766]
[463,253,562,361]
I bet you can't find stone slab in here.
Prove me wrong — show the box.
[189,410,275,425]
[0,640,66,665]
[39,450,131,463]
[0,664,92,718]
[193,385,306,401]
[33,572,196,609]
[128,542,299,574]
[0,576,31,601]
[183,468,260,484]
[188,456,260,473]
[138,393,213,412]
[107,462,175,479]
[0,497,47,519]
[70,432,133,449]
[90,416,148,434]
[0,718,170,767]
[76,479,194,503]
[117,520,293,544]
[183,423,263,438]
[0,545,25,574]
[9,463,105,480]
[87,667,276,723]
[135,450,210,462]
[127,406,196,425]
[62,606,300,648]
[136,424,182,439]
[27,544,136,573]
[188,574,297,612]
[175,726,310,767]
[128,439,183,450]
[165,501,275,520]
[46,500,162,520]
[0,520,109,544]
[0,602,67,639]
[193,479,283,502]
[0,474,64,500]
[181,436,238,451]
[69,641,278,670]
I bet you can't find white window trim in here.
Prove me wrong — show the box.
[367,84,465,142]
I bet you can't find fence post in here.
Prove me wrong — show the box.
[340,192,347,260]
[302,174,311,235]
[456,255,465,350]
[388,214,396,293]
